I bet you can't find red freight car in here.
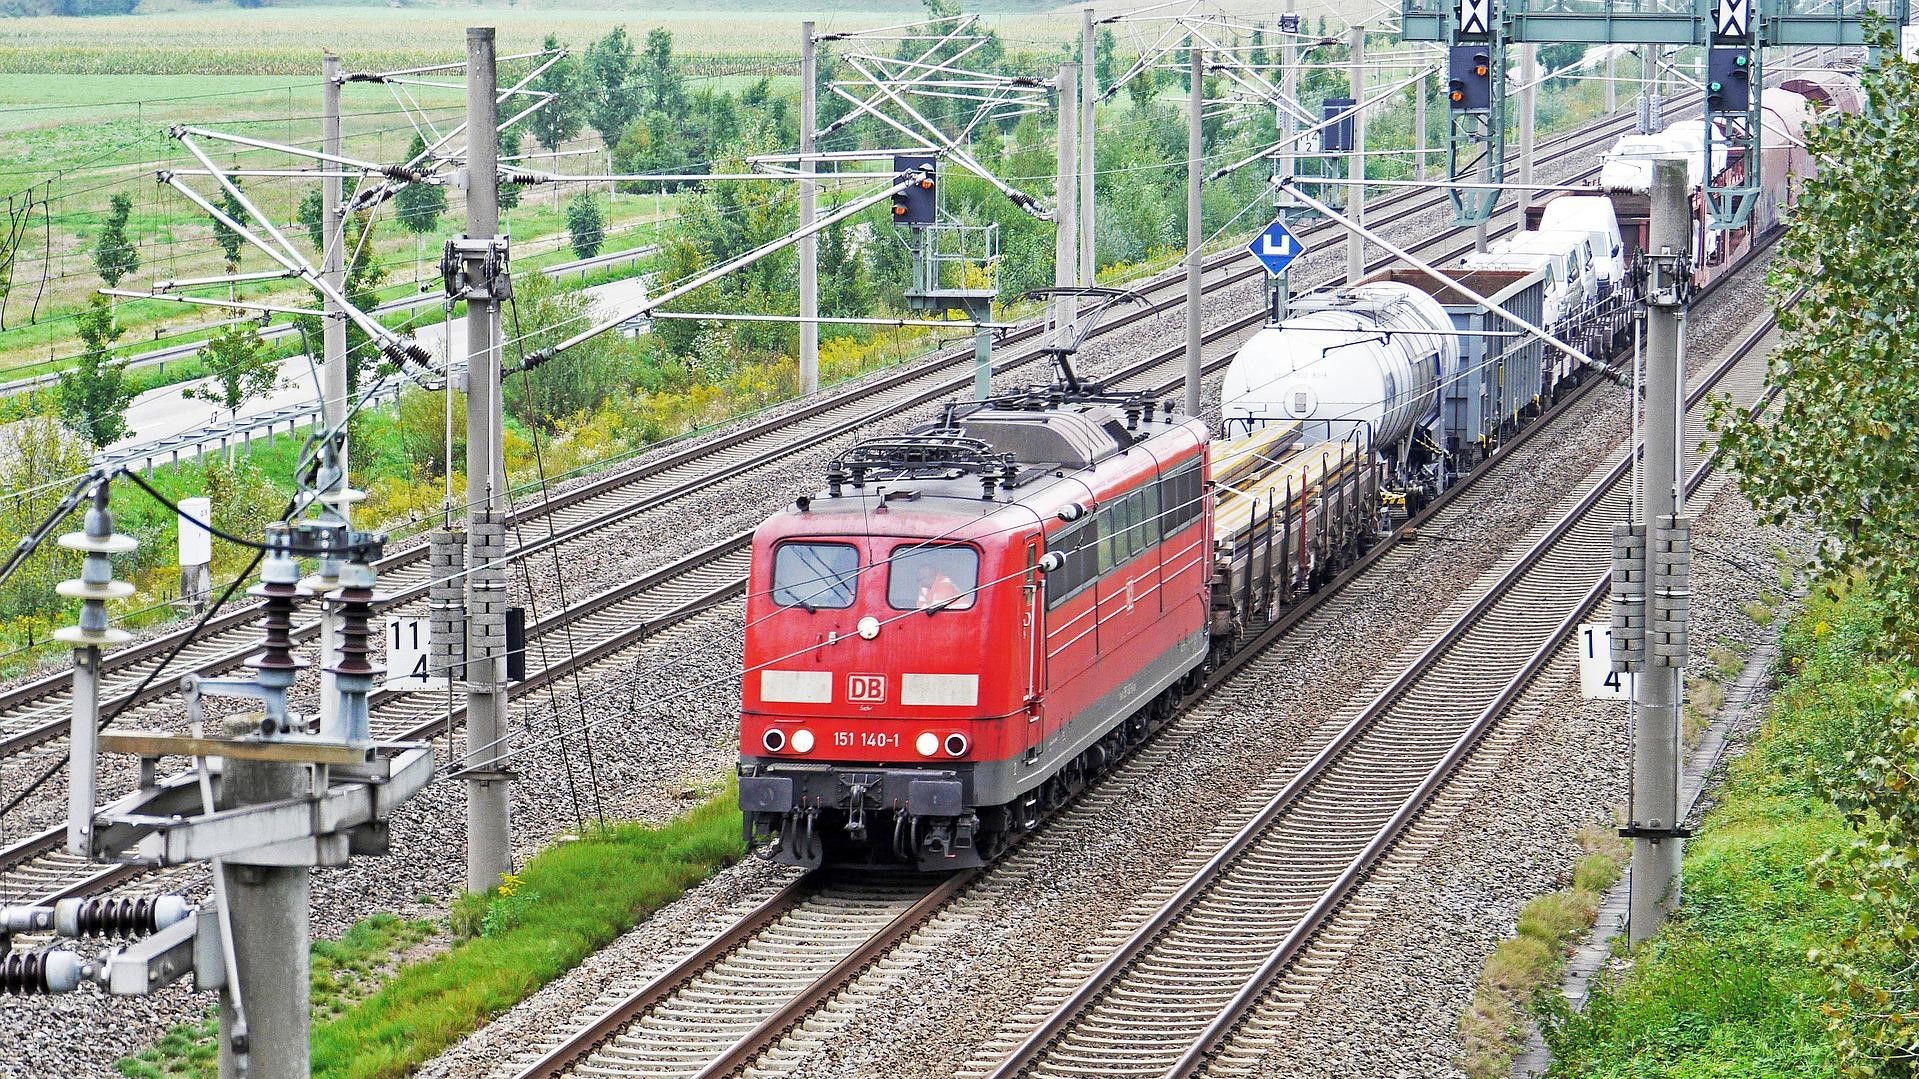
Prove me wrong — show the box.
[738,392,1211,870]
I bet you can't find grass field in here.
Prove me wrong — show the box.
[0,0,1376,380]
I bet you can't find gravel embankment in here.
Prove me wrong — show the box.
[0,140,1705,1077]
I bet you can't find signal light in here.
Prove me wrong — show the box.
[891,153,937,227]
[1448,45,1493,111]
[1706,46,1752,113]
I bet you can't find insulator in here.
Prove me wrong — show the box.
[56,895,190,940]
[0,950,82,995]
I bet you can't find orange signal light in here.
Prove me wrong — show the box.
[1474,64,1488,76]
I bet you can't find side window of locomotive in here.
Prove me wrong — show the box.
[889,545,980,612]
[771,542,859,610]
[1045,520,1097,609]
[1136,481,1162,551]
[1160,462,1203,534]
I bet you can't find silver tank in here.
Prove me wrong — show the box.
[1222,282,1458,450]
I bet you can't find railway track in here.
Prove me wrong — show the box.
[502,257,1785,1079]
[0,93,1690,768]
[0,66,1802,910]
[0,195,1579,906]
[973,307,1780,1079]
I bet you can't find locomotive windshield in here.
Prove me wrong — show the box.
[889,545,980,612]
[772,542,859,610]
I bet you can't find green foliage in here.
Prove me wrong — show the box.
[498,126,523,213]
[183,320,276,415]
[1707,39,1919,1072]
[92,191,138,288]
[56,295,132,448]
[391,385,464,481]
[583,25,642,147]
[293,212,389,393]
[209,182,247,270]
[115,914,441,1078]
[1538,586,1909,1078]
[527,33,584,153]
[306,790,744,1079]
[393,134,446,237]
[502,274,624,429]
[0,414,89,624]
[564,192,606,260]
[1711,26,1919,664]
[298,186,325,251]
[1458,824,1631,1078]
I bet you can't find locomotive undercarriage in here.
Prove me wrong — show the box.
[742,670,1204,872]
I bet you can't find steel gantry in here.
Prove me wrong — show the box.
[1403,0,1906,228]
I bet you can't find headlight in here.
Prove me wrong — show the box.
[791,728,815,753]
[916,731,939,757]
[761,728,787,753]
[944,733,969,757]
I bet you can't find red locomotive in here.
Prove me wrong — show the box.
[738,391,1215,869]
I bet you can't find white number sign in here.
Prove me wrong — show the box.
[383,614,446,692]
[1576,622,1635,700]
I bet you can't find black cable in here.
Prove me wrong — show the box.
[507,292,606,827]
[0,485,299,821]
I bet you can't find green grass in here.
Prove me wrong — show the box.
[117,912,443,1079]
[1536,586,1896,1079]
[1455,823,1631,1079]
[114,789,742,1079]
[311,788,743,1079]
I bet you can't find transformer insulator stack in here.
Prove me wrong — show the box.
[246,524,306,734]
[325,531,386,746]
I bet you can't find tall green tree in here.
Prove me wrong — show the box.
[584,27,642,147]
[639,28,685,114]
[56,297,134,448]
[92,192,139,289]
[529,34,585,155]
[1712,30,1919,1077]
[184,321,277,417]
[565,193,606,259]
[394,135,447,236]
[210,183,247,270]
[293,212,389,394]
[298,187,326,250]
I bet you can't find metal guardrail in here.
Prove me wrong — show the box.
[77,246,659,474]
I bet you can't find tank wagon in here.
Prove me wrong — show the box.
[735,68,1861,872]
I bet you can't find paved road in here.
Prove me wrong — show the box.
[100,276,651,456]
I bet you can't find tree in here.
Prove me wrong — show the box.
[210,183,247,270]
[293,211,389,394]
[639,28,685,115]
[501,274,624,429]
[499,127,524,212]
[394,135,447,236]
[93,192,139,290]
[565,193,606,259]
[584,27,642,147]
[298,187,326,250]
[57,297,134,448]
[528,34,585,155]
[1711,29,1919,1077]
[184,321,277,417]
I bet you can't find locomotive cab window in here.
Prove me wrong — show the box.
[890,546,980,611]
[772,542,860,610]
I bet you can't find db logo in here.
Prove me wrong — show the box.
[848,674,886,702]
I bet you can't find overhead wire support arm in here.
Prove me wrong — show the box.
[532,176,915,360]
[1280,179,1604,372]
[154,168,429,369]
